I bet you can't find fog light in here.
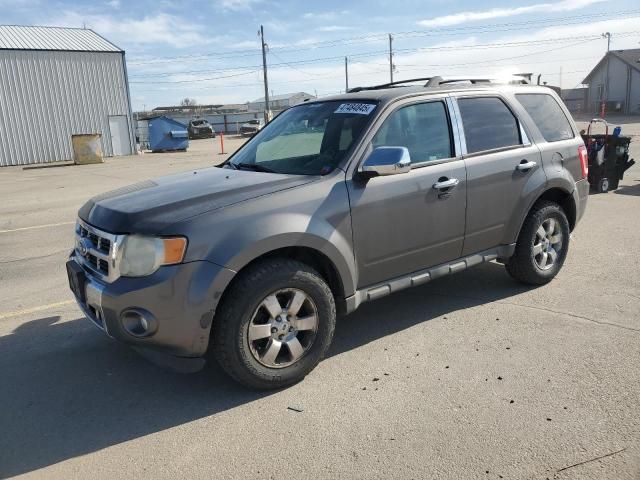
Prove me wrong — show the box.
[120,308,157,338]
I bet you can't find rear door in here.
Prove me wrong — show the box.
[347,96,467,288]
[452,94,545,255]
[513,92,582,182]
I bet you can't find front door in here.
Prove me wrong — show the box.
[347,99,467,288]
[108,115,131,156]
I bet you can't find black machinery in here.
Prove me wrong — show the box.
[581,118,635,193]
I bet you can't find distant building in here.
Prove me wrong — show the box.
[582,48,640,114]
[248,92,316,112]
[0,25,135,167]
[560,87,589,113]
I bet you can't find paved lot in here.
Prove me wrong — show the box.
[0,129,639,479]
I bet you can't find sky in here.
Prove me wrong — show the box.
[3,0,640,110]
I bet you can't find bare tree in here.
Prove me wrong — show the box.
[180,98,198,107]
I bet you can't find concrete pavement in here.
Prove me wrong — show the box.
[0,134,638,479]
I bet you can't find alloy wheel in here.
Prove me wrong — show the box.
[247,288,319,368]
[532,218,563,270]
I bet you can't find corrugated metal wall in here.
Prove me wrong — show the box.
[0,50,134,166]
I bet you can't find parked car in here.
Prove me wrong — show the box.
[188,119,215,139]
[240,119,265,136]
[67,79,589,389]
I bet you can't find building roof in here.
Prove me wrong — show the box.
[152,104,224,112]
[583,48,640,83]
[0,25,121,52]
[251,92,314,103]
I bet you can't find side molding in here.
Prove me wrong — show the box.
[343,244,516,314]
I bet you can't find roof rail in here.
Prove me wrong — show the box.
[347,77,433,93]
[426,77,493,86]
[347,75,531,93]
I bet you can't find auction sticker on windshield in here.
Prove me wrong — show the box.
[334,103,376,115]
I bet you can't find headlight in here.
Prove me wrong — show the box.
[119,235,187,277]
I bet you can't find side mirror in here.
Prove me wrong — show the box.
[360,146,411,178]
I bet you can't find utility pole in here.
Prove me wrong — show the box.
[559,66,563,98]
[388,34,394,83]
[260,25,270,123]
[344,57,349,92]
[601,32,611,118]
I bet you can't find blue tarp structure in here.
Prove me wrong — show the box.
[148,116,189,152]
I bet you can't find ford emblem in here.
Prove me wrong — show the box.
[77,238,91,257]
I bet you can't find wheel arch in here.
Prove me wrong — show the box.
[516,186,577,240]
[218,238,355,316]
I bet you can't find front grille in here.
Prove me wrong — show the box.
[80,226,111,254]
[75,219,120,282]
[85,253,109,275]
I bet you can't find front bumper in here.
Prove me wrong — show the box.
[68,253,235,357]
[189,130,215,139]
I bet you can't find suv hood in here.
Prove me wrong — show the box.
[78,167,315,234]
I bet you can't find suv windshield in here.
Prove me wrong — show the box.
[229,100,377,175]
[192,120,207,126]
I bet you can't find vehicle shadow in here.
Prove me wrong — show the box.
[0,262,532,477]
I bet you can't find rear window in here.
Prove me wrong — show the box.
[457,97,521,154]
[516,94,574,142]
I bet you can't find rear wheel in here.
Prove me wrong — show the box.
[211,258,336,389]
[506,201,570,285]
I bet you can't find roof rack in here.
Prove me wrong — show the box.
[425,76,493,86]
[347,77,433,93]
[347,75,530,93]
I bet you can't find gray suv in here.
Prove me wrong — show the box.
[67,78,589,389]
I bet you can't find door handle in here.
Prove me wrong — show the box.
[433,178,460,190]
[516,160,537,171]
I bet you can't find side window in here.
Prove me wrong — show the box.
[372,101,452,163]
[457,97,521,154]
[516,93,574,142]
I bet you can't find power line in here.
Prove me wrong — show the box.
[126,9,640,65]
[129,69,261,84]
[128,33,632,82]
[129,40,598,89]
[269,51,318,77]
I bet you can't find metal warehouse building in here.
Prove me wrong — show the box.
[0,25,135,167]
[583,48,640,115]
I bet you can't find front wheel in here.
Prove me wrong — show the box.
[211,259,336,389]
[506,201,570,285]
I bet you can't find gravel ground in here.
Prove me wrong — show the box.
[0,130,638,480]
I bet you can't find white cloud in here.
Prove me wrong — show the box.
[219,0,260,11]
[123,14,638,109]
[302,10,350,21]
[418,0,606,27]
[54,12,212,48]
[316,26,353,32]
[106,0,120,8]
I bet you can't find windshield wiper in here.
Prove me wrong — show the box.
[223,161,238,169]
[236,163,277,173]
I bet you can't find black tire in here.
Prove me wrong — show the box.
[597,177,610,193]
[211,258,336,389]
[505,201,570,286]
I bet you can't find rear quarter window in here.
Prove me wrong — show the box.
[516,93,574,142]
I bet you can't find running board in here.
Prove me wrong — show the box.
[344,244,516,313]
